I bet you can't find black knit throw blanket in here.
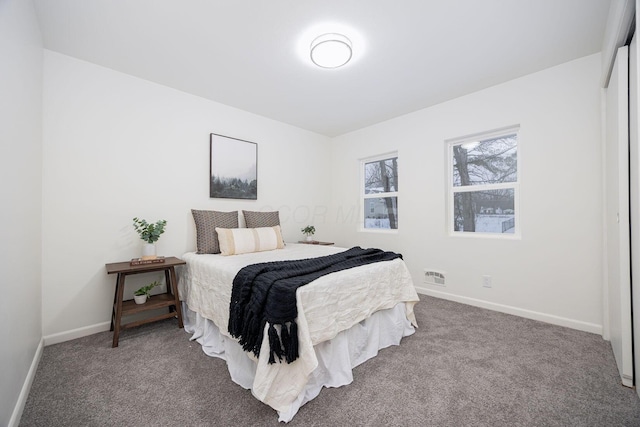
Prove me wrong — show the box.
[228,246,403,364]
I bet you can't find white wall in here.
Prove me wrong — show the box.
[42,51,332,337]
[329,54,604,333]
[0,0,43,425]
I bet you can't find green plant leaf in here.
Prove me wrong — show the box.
[133,218,167,243]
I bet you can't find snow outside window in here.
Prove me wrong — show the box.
[447,126,520,237]
[361,153,398,231]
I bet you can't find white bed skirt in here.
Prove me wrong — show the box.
[182,301,415,422]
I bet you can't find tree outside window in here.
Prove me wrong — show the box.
[448,128,519,236]
[362,154,398,230]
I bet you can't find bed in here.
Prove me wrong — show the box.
[178,242,419,422]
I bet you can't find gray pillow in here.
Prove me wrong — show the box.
[191,210,238,254]
[242,210,280,228]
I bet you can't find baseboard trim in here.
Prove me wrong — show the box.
[43,321,111,346]
[8,337,44,427]
[415,286,603,335]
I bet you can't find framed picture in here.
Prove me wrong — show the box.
[210,133,258,200]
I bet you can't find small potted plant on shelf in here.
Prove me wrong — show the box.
[301,225,316,242]
[133,217,167,260]
[133,281,161,304]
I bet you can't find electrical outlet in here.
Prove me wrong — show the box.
[482,275,492,288]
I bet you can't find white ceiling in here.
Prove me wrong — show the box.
[33,0,612,137]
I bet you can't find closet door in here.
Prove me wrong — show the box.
[605,45,633,387]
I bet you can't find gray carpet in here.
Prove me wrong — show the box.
[20,297,640,426]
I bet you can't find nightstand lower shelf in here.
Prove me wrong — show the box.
[118,294,180,330]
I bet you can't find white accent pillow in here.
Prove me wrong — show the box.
[216,225,285,256]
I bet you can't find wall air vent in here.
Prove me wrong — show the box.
[424,270,446,286]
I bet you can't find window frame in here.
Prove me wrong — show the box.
[359,151,399,233]
[446,125,521,239]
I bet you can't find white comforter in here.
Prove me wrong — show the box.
[178,244,419,412]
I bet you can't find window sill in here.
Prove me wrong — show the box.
[449,231,521,240]
[358,228,399,234]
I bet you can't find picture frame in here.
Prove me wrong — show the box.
[210,133,258,200]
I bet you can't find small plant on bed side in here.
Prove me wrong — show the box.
[134,281,161,299]
[132,217,167,244]
[301,225,316,237]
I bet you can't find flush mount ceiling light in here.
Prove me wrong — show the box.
[310,33,352,69]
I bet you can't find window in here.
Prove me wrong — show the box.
[447,126,519,236]
[361,153,398,230]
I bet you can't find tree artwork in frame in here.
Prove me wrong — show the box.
[210,133,258,200]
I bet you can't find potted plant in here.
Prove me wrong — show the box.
[133,281,161,304]
[301,225,316,242]
[133,217,167,260]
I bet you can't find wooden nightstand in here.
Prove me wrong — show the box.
[297,241,334,245]
[105,256,185,347]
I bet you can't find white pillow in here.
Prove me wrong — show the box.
[216,225,285,256]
